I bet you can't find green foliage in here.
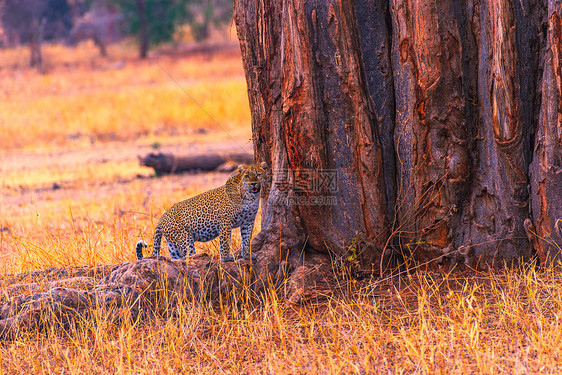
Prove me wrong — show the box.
[111,0,233,54]
[113,0,187,48]
[348,236,359,262]
[185,0,233,41]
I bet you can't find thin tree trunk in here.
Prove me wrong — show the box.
[136,0,148,59]
[29,18,45,73]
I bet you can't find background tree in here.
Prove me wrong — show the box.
[112,0,234,58]
[233,0,562,275]
[185,0,232,42]
[0,0,72,71]
[112,0,186,58]
[68,0,123,57]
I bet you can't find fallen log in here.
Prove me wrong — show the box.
[139,152,255,175]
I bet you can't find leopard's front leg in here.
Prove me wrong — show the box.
[219,219,234,262]
[240,221,256,260]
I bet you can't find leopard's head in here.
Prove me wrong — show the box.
[238,162,267,196]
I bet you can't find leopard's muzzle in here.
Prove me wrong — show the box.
[250,184,261,194]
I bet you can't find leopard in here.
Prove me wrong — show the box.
[135,162,267,262]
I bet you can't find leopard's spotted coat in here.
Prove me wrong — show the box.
[135,162,267,262]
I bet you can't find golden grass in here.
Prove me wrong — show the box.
[0,79,249,149]
[0,40,250,152]
[2,41,562,374]
[0,39,252,272]
[1,172,250,272]
[2,264,562,373]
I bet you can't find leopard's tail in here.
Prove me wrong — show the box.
[135,240,148,260]
[135,226,163,260]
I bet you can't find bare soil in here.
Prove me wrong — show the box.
[1,132,253,211]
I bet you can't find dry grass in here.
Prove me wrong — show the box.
[2,41,562,374]
[0,38,252,272]
[0,40,249,152]
[2,264,562,374]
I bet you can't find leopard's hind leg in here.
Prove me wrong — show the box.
[151,226,163,257]
[165,229,193,259]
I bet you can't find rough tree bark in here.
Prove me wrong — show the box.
[235,0,562,271]
[528,0,562,265]
[235,0,391,279]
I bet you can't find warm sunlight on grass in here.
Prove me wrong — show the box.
[2,40,562,374]
[2,259,562,373]
[0,40,253,274]
[0,40,252,271]
[0,41,250,152]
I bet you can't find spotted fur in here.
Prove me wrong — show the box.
[135,162,267,262]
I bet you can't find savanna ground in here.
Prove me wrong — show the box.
[1,38,562,374]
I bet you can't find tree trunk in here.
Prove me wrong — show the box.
[136,0,148,59]
[529,0,562,265]
[29,17,45,73]
[235,0,561,272]
[235,0,390,278]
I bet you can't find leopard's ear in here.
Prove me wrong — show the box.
[238,164,246,173]
[260,161,268,170]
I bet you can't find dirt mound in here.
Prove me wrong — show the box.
[0,253,335,339]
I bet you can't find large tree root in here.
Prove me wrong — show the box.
[0,252,336,339]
